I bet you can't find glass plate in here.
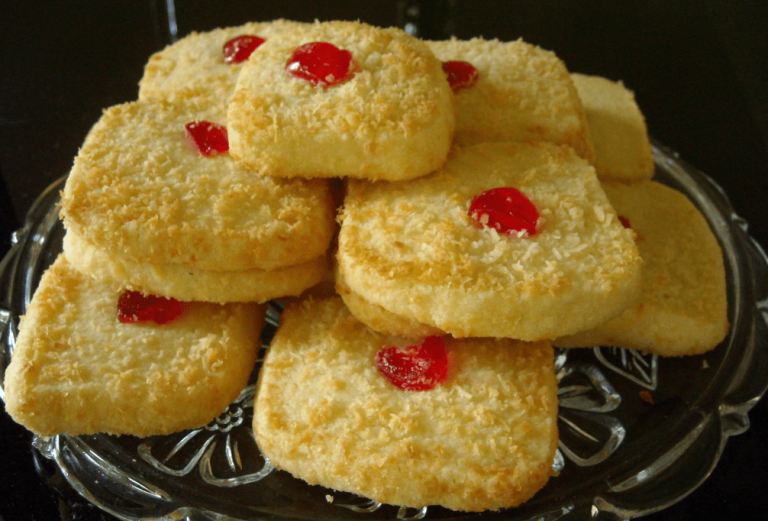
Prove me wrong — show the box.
[1,142,767,521]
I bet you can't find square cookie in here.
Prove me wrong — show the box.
[337,141,642,340]
[63,229,329,304]
[253,297,559,511]
[60,98,337,275]
[139,20,302,115]
[571,73,654,182]
[4,255,266,437]
[427,37,593,161]
[555,180,729,355]
[227,20,455,181]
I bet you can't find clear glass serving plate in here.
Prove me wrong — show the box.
[1,142,767,521]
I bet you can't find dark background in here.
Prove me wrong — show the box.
[1,1,767,519]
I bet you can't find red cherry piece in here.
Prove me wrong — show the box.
[185,121,229,156]
[286,42,358,87]
[375,336,449,391]
[468,187,540,236]
[222,35,266,64]
[117,290,183,325]
[442,60,479,92]
[619,214,645,241]
[619,215,632,229]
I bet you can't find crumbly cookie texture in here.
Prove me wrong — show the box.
[4,255,265,437]
[227,20,455,181]
[555,180,728,355]
[139,19,302,116]
[427,37,594,162]
[253,297,559,511]
[63,229,329,304]
[571,73,654,182]
[338,141,642,340]
[60,98,336,272]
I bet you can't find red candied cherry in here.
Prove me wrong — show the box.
[375,336,449,391]
[442,60,479,92]
[222,35,266,64]
[468,187,540,236]
[185,121,229,156]
[117,290,183,325]
[619,214,645,241]
[285,42,359,87]
[619,215,632,228]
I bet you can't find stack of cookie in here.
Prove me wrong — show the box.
[552,73,729,356]
[5,20,340,437]
[3,18,728,513]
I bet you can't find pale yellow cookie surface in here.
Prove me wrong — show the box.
[227,20,455,181]
[338,141,642,340]
[4,255,265,437]
[139,20,301,115]
[555,180,728,355]
[571,73,654,182]
[63,229,329,304]
[60,99,336,272]
[427,37,593,161]
[253,297,559,511]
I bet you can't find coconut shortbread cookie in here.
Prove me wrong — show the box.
[571,73,654,182]
[335,265,443,338]
[227,20,455,181]
[253,297,559,511]
[4,255,266,437]
[139,20,302,115]
[60,98,336,274]
[63,229,329,304]
[427,37,593,161]
[555,180,728,355]
[337,141,642,341]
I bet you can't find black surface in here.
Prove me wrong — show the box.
[2,1,767,520]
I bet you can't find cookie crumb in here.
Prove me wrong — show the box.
[639,390,654,404]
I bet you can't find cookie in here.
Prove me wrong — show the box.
[139,20,302,115]
[337,141,642,340]
[335,265,443,338]
[253,297,559,511]
[60,99,337,272]
[227,20,455,181]
[427,37,593,161]
[63,229,329,304]
[4,255,266,437]
[570,73,654,182]
[554,180,728,355]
